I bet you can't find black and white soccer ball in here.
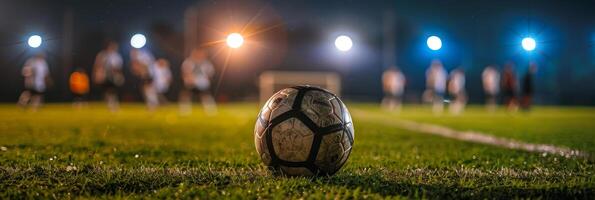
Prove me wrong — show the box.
[254,85,354,176]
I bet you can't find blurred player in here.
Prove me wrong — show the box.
[521,63,537,111]
[381,66,406,111]
[501,62,518,112]
[179,48,217,115]
[482,65,500,112]
[93,41,124,112]
[424,59,447,114]
[69,68,90,109]
[152,58,172,104]
[448,67,466,115]
[17,52,51,111]
[130,48,158,111]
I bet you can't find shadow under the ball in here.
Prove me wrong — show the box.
[318,172,592,199]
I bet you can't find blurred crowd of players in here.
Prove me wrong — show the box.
[382,59,537,114]
[17,40,537,114]
[17,41,217,114]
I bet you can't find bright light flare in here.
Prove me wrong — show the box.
[130,34,147,49]
[426,36,442,51]
[28,35,42,48]
[226,33,244,49]
[522,37,536,51]
[334,35,353,52]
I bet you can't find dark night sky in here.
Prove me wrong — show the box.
[0,0,594,104]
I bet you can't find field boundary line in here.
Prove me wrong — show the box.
[354,109,589,159]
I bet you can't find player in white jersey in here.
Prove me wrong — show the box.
[130,48,158,110]
[152,58,172,104]
[424,59,447,114]
[93,41,124,112]
[179,48,217,115]
[381,66,406,111]
[448,67,466,115]
[482,65,500,112]
[18,53,51,111]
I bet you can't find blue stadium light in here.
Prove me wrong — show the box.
[27,35,42,48]
[130,33,147,49]
[426,35,442,51]
[522,37,536,51]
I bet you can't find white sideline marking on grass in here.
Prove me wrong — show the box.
[355,110,589,158]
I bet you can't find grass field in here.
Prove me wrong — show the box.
[0,103,593,199]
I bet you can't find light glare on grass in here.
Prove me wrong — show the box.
[226,33,244,49]
[427,35,442,51]
[28,35,42,48]
[130,34,147,49]
[522,37,536,51]
[334,35,353,52]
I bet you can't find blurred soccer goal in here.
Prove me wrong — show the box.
[259,71,341,103]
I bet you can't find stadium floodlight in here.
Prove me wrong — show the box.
[130,34,147,49]
[226,33,244,49]
[27,35,42,48]
[522,37,536,51]
[334,35,353,52]
[426,35,442,51]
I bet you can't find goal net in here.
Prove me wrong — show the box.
[259,71,341,103]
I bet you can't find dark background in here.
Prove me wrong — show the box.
[0,0,594,104]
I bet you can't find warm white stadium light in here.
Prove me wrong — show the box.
[522,37,536,51]
[334,35,353,52]
[226,33,244,49]
[130,34,147,49]
[426,35,442,51]
[27,35,42,48]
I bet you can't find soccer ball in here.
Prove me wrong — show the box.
[254,85,354,176]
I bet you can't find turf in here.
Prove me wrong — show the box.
[0,103,593,199]
[358,105,595,154]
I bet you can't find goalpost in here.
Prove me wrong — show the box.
[259,71,341,103]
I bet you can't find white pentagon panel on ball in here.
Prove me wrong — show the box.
[258,95,275,123]
[267,88,298,121]
[254,118,266,139]
[259,88,290,123]
[315,131,348,173]
[254,133,272,165]
[301,90,342,127]
[253,121,268,165]
[329,97,344,122]
[271,118,314,162]
[338,129,353,165]
[341,101,354,140]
